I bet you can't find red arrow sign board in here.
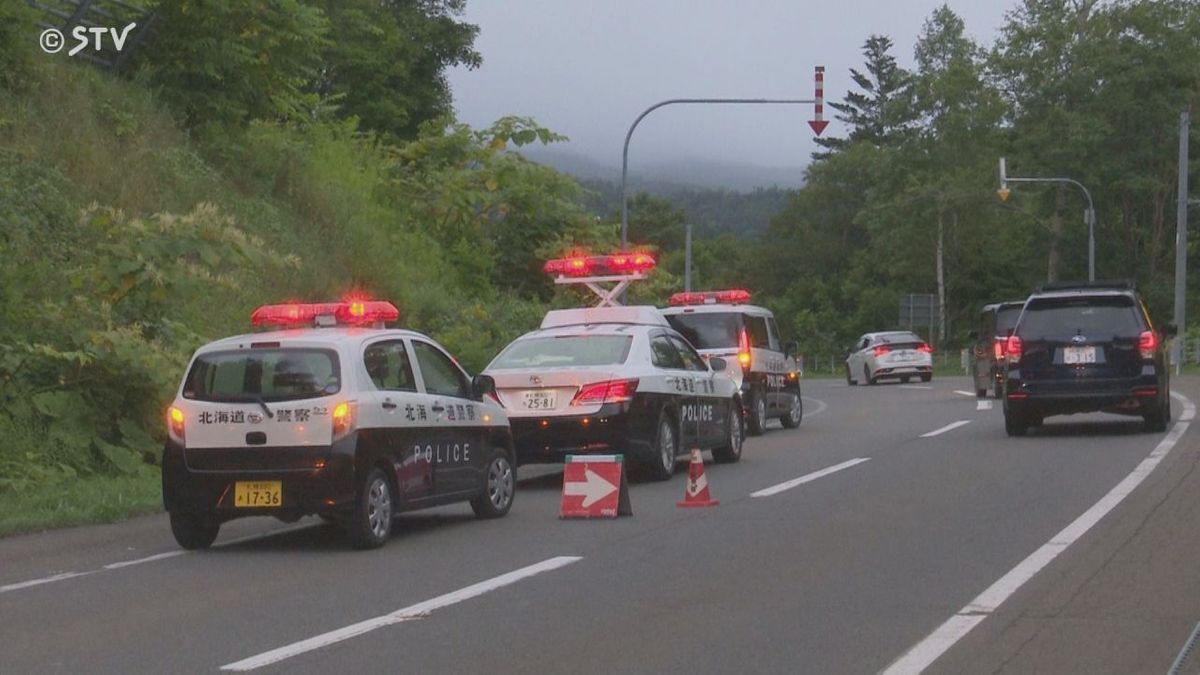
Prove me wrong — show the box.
[560,455,632,518]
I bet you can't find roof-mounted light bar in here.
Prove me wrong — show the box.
[543,253,657,278]
[668,289,752,306]
[251,300,400,327]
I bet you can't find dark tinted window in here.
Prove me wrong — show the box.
[995,307,1022,334]
[489,335,633,369]
[1017,296,1144,339]
[363,341,416,392]
[184,349,339,402]
[668,335,708,372]
[766,318,782,350]
[650,335,685,369]
[413,341,470,398]
[665,313,741,350]
[746,316,770,348]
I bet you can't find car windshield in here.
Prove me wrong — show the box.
[1016,296,1143,340]
[183,349,340,402]
[995,307,1022,334]
[665,313,741,350]
[488,335,633,369]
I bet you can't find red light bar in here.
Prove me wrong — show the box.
[544,253,657,278]
[251,301,399,327]
[667,289,752,306]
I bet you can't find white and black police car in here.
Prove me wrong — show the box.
[163,300,514,550]
[660,290,803,435]
[482,254,744,480]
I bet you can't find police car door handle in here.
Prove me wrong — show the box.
[381,399,398,410]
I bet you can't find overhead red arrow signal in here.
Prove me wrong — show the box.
[810,65,828,136]
[808,120,829,136]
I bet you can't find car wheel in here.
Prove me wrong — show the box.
[920,373,933,383]
[976,388,987,398]
[746,391,768,436]
[348,467,393,549]
[169,513,219,550]
[644,411,679,481]
[993,379,1003,399]
[1004,409,1029,437]
[779,392,803,429]
[864,365,877,386]
[712,403,743,463]
[1144,402,1169,433]
[845,365,857,386]
[471,448,516,518]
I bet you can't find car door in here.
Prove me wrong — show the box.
[848,335,868,372]
[649,332,697,451]
[360,338,433,503]
[410,339,485,497]
[669,334,726,448]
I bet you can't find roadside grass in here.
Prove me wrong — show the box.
[0,471,161,538]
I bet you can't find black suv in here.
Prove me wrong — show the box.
[1003,281,1174,436]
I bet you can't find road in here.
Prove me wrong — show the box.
[3,376,1200,674]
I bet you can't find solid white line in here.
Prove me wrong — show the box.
[0,571,94,593]
[103,551,186,570]
[750,458,870,498]
[802,396,829,418]
[921,420,972,438]
[900,385,933,390]
[953,390,975,397]
[882,393,1195,675]
[221,556,583,671]
[976,400,993,411]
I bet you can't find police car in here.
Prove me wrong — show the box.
[162,300,514,550]
[660,290,802,435]
[483,305,743,480]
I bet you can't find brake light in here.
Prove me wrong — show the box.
[1139,330,1158,360]
[738,328,752,368]
[570,379,639,406]
[917,343,933,354]
[993,338,1006,361]
[873,345,891,357]
[668,289,753,306]
[251,300,399,327]
[167,406,185,440]
[332,401,357,441]
[1006,335,1022,363]
[543,253,656,277]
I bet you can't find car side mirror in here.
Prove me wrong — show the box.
[471,374,497,401]
[785,340,799,356]
[1163,323,1178,338]
[708,357,727,372]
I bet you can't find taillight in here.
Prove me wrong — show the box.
[167,406,185,441]
[738,329,752,369]
[993,338,1006,361]
[873,345,891,357]
[571,379,639,406]
[332,401,357,441]
[1139,330,1158,360]
[1006,335,1022,363]
[917,343,933,354]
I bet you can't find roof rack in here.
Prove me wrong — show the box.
[1034,280,1136,293]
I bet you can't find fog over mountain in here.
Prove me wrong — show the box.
[520,146,805,192]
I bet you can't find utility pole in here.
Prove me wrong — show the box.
[1174,109,1190,374]
[684,224,693,292]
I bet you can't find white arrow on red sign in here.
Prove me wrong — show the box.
[809,65,829,136]
[563,468,618,507]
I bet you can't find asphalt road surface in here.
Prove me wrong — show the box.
[4,375,1200,674]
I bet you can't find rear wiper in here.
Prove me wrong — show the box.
[222,394,275,419]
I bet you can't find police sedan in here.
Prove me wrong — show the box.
[482,305,744,481]
[163,300,514,550]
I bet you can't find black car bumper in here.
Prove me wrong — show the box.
[1004,375,1164,417]
[162,436,358,520]
[509,402,655,465]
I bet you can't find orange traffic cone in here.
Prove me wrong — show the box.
[677,449,719,508]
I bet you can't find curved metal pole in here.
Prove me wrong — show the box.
[620,97,815,248]
[1004,176,1096,281]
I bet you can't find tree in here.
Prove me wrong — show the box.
[814,35,915,157]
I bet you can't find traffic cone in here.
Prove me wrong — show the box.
[677,449,719,508]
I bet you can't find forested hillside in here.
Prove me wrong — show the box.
[0,0,1198,531]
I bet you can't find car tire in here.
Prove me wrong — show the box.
[644,411,679,481]
[846,365,857,386]
[347,467,394,549]
[1004,409,1029,437]
[471,448,516,518]
[169,512,219,550]
[746,391,768,436]
[1144,402,1169,433]
[712,403,744,464]
[976,388,987,398]
[779,392,802,429]
[993,380,1003,399]
[864,365,877,386]
[920,373,933,383]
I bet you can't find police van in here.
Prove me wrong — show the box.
[660,290,802,435]
[482,254,744,480]
[162,300,514,550]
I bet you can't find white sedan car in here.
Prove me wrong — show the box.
[845,331,934,385]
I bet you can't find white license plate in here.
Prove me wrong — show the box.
[521,390,557,410]
[1063,346,1097,364]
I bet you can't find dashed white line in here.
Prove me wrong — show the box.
[920,420,972,437]
[900,385,933,390]
[953,390,975,397]
[750,458,870,498]
[0,571,94,594]
[882,392,1195,675]
[976,400,993,411]
[221,556,583,671]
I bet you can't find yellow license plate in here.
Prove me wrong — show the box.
[234,481,282,508]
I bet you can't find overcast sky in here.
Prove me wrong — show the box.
[446,0,1019,171]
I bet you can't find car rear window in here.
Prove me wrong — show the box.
[665,313,742,350]
[183,349,340,402]
[995,307,1022,334]
[877,332,922,345]
[1017,296,1144,339]
[488,335,633,369]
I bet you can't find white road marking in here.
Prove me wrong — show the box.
[221,556,583,671]
[976,400,993,411]
[802,396,829,418]
[882,392,1195,675]
[953,390,975,397]
[920,420,972,437]
[0,571,94,594]
[900,385,933,390]
[750,458,870,498]
[103,551,186,570]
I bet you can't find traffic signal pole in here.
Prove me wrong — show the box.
[998,157,1097,281]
